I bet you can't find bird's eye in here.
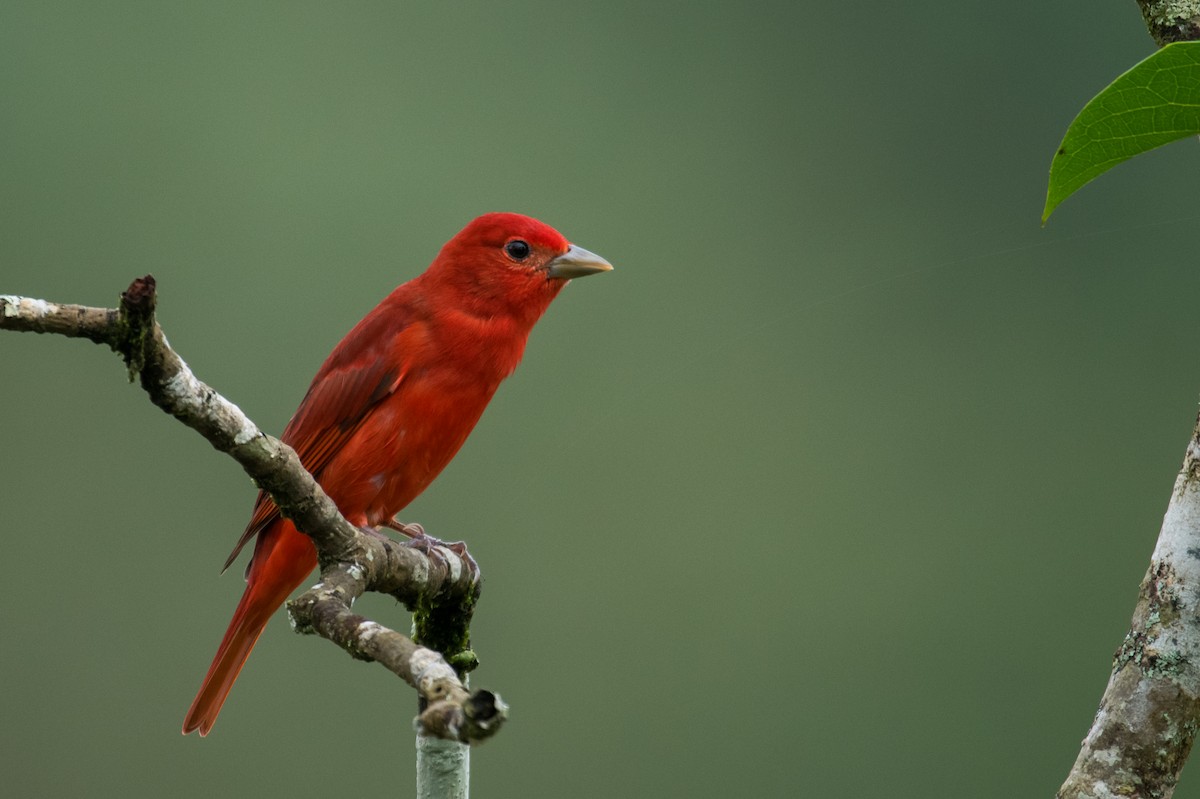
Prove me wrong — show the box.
[504,239,531,261]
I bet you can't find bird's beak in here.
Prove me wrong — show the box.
[546,244,614,280]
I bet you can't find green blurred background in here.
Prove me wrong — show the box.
[3,2,1199,796]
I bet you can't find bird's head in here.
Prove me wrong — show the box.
[428,212,612,324]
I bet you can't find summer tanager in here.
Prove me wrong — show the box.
[182,213,611,736]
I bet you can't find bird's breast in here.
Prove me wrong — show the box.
[322,366,503,526]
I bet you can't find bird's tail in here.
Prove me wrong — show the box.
[182,520,316,736]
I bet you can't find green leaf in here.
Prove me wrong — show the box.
[1043,41,1200,223]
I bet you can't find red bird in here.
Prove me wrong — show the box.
[183,213,612,735]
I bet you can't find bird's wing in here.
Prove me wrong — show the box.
[221,302,424,572]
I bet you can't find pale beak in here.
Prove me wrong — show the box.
[546,244,614,279]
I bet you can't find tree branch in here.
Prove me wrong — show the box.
[0,278,506,743]
[1057,411,1200,798]
[1135,0,1200,46]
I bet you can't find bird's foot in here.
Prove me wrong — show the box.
[388,519,477,573]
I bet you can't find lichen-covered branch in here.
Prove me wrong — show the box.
[1136,0,1200,46]
[287,552,504,743]
[0,278,505,743]
[1057,411,1200,798]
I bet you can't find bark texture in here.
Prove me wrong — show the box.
[1136,1,1200,46]
[1058,417,1200,798]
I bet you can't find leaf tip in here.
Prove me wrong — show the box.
[1041,196,1057,225]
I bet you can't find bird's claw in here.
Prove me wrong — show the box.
[384,519,426,538]
[387,521,477,574]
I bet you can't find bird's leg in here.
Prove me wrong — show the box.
[359,525,393,542]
